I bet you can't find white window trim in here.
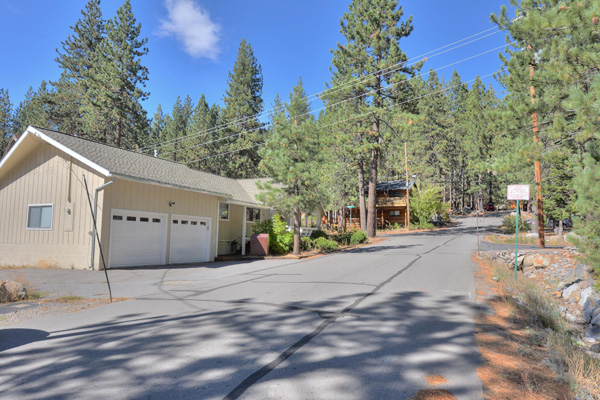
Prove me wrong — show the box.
[219,203,230,221]
[246,207,261,223]
[27,203,53,231]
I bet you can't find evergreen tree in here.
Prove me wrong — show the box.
[331,0,420,237]
[221,39,264,178]
[0,89,14,155]
[159,95,192,162]
[13,82,51,133]
[182,94,220,171]
[258,79,323,255]
[50,0,105,135]
[86,0,149,147]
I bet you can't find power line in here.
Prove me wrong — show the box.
[160,42,512,158]
[189,71,500,164]
[140,26,506,152]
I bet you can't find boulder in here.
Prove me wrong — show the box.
[562,283,580,299]
[533,254,552,269]
[583,298,595,323]
[590,343,600,353]
[523,254,536,268]
[0,280,28,302]
[579,287,594,307]
[584,325,600,343]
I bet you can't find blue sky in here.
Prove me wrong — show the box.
[0,0,514,121]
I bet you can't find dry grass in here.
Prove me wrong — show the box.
[3,273,48,301]
[547,331,600,398]
[408,389,456,400]
[485,234,570,246]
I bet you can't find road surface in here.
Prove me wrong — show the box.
[0,215,500,400]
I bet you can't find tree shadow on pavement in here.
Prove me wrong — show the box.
[0,289,488,400]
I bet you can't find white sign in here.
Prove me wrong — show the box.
[507,185,530,201]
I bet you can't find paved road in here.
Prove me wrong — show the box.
[0,215,501,400]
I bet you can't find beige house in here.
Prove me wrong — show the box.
[0,126,291,270]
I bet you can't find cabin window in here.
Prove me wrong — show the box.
[27,204,53,230]
[246,207,261,222]
[390,210,400,217]
[219,203,229,220]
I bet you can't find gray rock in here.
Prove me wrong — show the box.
[592,312,600,327]
[590,343,600,353]
[566,312,577,323]
[572,263,588,280]
[0,280,28,302]
[562,283,580,299]
[584,325,600,343]
[583,299,595,323]
[523,254,536,268]
[579,287,594,307]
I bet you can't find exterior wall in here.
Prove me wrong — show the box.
[217,203,244,255]
[100,179,223,267]
[0,142,106,269]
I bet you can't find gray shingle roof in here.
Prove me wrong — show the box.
[33,126,260,205]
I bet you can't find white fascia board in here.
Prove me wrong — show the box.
[27,126,110,177]
[225,200,269,209]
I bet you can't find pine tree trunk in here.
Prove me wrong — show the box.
[340,205,346,232]
[357,154,367,232]
[367,145,379,238]
[116,118,122,147]
[293,206,301,255]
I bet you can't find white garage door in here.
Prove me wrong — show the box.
[169,214,211,264]
[109,209,167,268]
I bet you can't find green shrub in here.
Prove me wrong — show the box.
[502,214,529,234]
[310,229,329,240]
[270,215,293,254]
[410,184,447,226]
[330,232,352,245]
[313,237,339,252]
[301,236,313,251]
[252,219,272,234]
[350,230,368,245]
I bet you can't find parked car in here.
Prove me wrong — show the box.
[484,203,495,211]
[497,204,508,210]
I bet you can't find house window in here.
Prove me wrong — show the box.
[246,207,261,222]
[219,203,229,220]
[27,204,53,230]
[390,210,401,217]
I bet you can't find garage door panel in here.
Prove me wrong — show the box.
[109,209,167,268]
[170,215,210,264]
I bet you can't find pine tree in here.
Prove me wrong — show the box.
[221,39,264,178]
[0,89,14,155]
[182,94,220,171]
[86,0,149,147]
[49,0,105,135]
[331,0,420,237]
[258,79,323,255]
[13,82,51,133]
[159,95,192,162]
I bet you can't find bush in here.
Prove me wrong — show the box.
[330,232,352,245]
[350,230,368,245]
[253,214,293,254]
[310,229,329,240]
[252,219,272,234]
[313,237,339,252]
[301,236,313,251]
[410,184,447,226]
[502,215,529,234]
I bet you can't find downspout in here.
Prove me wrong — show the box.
[90,178,116,269]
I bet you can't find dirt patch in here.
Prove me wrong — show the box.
[473,255,574,400]
[0,297,130,326]
[425,375,448,386]
[408,389,456,400]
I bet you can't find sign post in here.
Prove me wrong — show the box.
[347,206,355,230]
[507,185,530,280]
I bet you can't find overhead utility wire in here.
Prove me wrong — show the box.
[193,70,499,163]
[140,27,505,152]
[160,42,512,157]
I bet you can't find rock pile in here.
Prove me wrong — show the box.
[480,246,600,348]
[0,280,28,302]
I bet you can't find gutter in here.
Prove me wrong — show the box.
[90,178,116,269]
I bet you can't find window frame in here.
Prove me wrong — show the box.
[246,207,261,223]
[219,203,229,221]
[389,210,401,217]
[27,204,54,231]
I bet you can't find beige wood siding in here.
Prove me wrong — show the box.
[217,203,244,255]
[100,179,222,265]
[0,142,105,269]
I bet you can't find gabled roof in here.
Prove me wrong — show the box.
[0,126,265,206]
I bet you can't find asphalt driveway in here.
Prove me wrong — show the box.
[0,215,501,400]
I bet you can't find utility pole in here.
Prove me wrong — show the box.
[405,141,410,231]
[529,47,545,248]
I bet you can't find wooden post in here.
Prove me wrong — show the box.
[529,47,546,248]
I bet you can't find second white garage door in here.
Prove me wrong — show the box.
[109,209,168,268]
[169,214,211,264]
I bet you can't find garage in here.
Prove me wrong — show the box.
[169,214,211,264]
[108,209,168,268]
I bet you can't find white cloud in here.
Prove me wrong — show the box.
[159,0,221,60]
